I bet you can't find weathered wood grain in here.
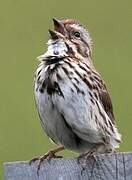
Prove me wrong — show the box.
[4,152,132,180]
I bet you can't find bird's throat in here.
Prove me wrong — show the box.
[38,39,69,63]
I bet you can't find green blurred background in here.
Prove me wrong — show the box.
[0,0,132,179]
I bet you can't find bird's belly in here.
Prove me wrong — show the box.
[34,74,103,152]
[53,81,101,143]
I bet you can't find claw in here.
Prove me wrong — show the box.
[77,147,98,162]
[77,149,98,174]
[30,152,63,175]
[29,157,39,165]
[29,145,64,176]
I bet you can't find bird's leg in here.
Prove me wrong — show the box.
[77,142,107,164]
[77,148,98,174]
[77,148,97,164]
[30,145,64,175]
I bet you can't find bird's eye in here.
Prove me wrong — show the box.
[73,31,81,38]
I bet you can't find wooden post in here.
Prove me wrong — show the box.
[4,152,132,180]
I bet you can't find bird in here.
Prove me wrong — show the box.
[31,18,121,173]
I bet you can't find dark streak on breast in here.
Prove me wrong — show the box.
[94,92,98,100]
[72,82,85,95]
[56,73,63,81]
[79,64,90,74]
[91,98,95,105]
[90,107,93,119]
[62,66,69,76]
[37,76,41,83]
[64,60,94,92]
[64,59,74,69]
[73,77,80,84]
[62,66,85,95]
[37,69,42,76]
[45,57,64,65]
[70,88,74,93]
[39,64,64,98]
[82,78,93,90]
[82,61,91,72]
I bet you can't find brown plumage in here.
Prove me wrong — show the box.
[31,18,121,174]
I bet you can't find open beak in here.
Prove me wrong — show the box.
[49,18,67,40]
[49,29,64,40]
[53,18,66,35]
[49,29,59,39]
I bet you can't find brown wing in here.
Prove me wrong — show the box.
[98,86,115,124]
[91,70,115,124]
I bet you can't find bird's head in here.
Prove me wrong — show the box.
[48,18,93,59]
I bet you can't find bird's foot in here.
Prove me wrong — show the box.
[77,149,97,164]
[29,145,64,175]
[77,149,98,174]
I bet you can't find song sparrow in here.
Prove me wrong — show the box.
[31,18,121,172]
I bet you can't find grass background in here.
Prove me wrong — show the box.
[0,0,132,179]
